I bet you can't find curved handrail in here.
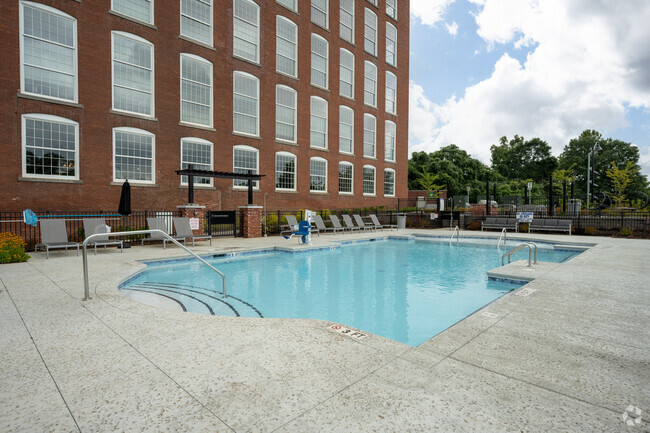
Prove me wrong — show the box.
[501,242,538,267]
[449,226,459,244]
[82,229,226,301]
[497,228,507,248]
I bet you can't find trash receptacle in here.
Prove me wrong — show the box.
[397,213,406,229]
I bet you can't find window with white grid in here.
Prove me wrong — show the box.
[386,71,397,115]
[276,85,297,143]
[310,96,328,149]
[311,34,328,89]
[310,157,327,192]
[233,145,259,188]
[339,106,354,154]
[233,0,259,63]
[275,152,296,190]
[384,169,395,196]
[113,127,155,183]
[276,16,297,77]
[364,8,377,56]
[339,48,354,99]
[233,71,259,136]
[22,114,79,180]
[385,120,396,162]
[181,138,213,185]
[181,0,212,46]
[180,54,212,126]
[340,0,354,43]
[367,0,377,6]
[112,0,153,24]
[112,32,154,116]
[20,2,77,102]
[386,22,397,67]
[311,0,328,29]
[276,0,296,12]
[339,162,353,194]
[363,165,375,195]
[363,113,376,158]
[364,61,377,107]
[386,0,397,20]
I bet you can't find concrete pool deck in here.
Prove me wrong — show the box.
[0,229,648,432]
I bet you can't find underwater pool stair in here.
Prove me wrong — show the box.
[488,242,558,282]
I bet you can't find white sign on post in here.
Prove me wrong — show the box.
[189,218,200,230]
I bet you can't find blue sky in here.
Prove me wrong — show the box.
[408,0,650,179]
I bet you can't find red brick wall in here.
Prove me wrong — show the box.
[0,1,409,213]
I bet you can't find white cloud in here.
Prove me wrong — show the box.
[445,21,459,37]
[410,0,650,166]
[410,0,456,27]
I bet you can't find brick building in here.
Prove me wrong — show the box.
[0,0,409,213]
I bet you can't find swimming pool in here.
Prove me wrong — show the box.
[120,238,579,346]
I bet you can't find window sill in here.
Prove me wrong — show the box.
[276,71,299,81]
[109,10,157,29]
[17,93,83,108]
[179,122,216,131]
[232,187,261,192]
[340,94,355,102]
[19,176,82,184]
[111,181,157,187]
[276,139,298,146]
[275,189,298,194]
[232,132,261,140]
[339,192,355,196]
[363,156,378,161]
[309,191,328,195]
[310,84,330,93]
[363,194,377,197]
[178,35,216,51]
[339,151,355,156]
[363,102,378,110]
[110,110,158,122]
[232,55,261,68]
[180,185,215,190]
[310,147,329,152]
[384,159,397,165]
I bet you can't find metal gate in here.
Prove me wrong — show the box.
[206,211,237,237]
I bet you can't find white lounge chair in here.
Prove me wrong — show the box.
[35,219,79,259]
[370,214,397,230]
[142,217,184,248]
[329,215,348,233]
[353,214,375,232]
[313,214,343,234]
[281,215,299,236]
[83,218,123,255]
[341,214,361,232]
[173,217,212,247]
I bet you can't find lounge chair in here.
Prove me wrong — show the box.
[341,214,361,232]
[282,220,312,244]
[329,215,348,233]
[281,215,300,236]
[173,218,212,247]
[353,214,374,232]
[370,214,397,230]
[313,214,344,234]
[142,217,184,248]
[83,218,124,255]
[35,219,79,259]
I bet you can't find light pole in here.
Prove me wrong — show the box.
[586,142,602,208]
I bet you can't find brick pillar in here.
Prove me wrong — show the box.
[177,204,206,235]
[239,205,263,238]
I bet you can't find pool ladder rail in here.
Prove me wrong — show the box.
[502,242,538,267]
[496,228,507,248]
[449,226,459,244]
[82,229,226,301]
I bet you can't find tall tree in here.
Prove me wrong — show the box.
[490,135,558,181]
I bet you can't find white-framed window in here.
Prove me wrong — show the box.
[276,16,297,77]
[339,106,354,154]
[233,145,259,188]
[277,0,297,12]
[310,157,328,192]
[311,0,328,29]
[111,32,154,116]
[180,137,213,186]
[310,96,328,149]
[364,61,377,107]
[22,114,79,180]
[384,168,395,196]
[233,71,259,136]
[339,48,354,99]
[363,165,376,195]
[367,0,377,6]
[363,113,376,158]
[386,22,397,67]
[112,0,153,24]
[180,54,212,127]
[340,0,354,44]
[364,8,377,56]
[311,34,328,89]
[20,2,77,103]
[113,127,155,184]
[385,120,396,162]
[181,0,213,46]
[276,85,297,143]
[386,0,397,20]
[233,0,260,63]
[338,162,353,194]
[386,71,397,115]
[275,151,297,191]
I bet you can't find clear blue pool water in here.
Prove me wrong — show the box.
[121,238,579,346]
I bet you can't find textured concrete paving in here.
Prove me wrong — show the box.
[0,230,648,432]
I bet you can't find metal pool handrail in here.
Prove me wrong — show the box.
[502,242,538,267]
[82,229,226,301]
[497,228,507,248]
[449,225,459,244]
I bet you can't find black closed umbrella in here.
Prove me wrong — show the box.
[118,180,131,216]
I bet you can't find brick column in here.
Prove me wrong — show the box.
[239,205,263,238]
[177,204,206,235]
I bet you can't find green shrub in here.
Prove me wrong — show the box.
[263,214,279,233]
[0,233,30,264]
[619,227,633,237]
[584,226,598,236]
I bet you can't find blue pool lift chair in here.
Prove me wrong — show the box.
[282,220,312,244]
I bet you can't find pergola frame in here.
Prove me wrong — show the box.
[175,168,264,205]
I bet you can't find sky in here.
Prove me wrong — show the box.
[408,0,650,179]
